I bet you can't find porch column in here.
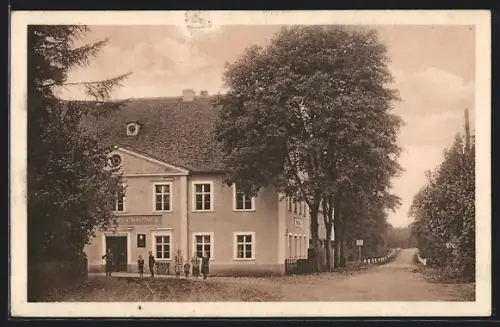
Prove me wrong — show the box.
[180,175,188,259]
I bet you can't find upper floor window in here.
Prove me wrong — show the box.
[154,183,171,212]
[293,201,298,213]
[193,182,213,211]
[287,197,292,212]
[114,184,126,212]
[233,184,255,211]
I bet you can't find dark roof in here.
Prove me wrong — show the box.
[82,96,225,172]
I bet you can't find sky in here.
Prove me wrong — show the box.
[57,25,476,228]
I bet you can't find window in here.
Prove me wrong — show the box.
[234,232,255,260]
[126,122,140,136]
[153,234,171,260]
[293,235,299,259]
[287,197,292,212]
[193,182,213,211]
[287,234,292,258]
[298,201,302,215]
[114,184,125,212]
[293,201,297,213]
[110,154,122,168]
[303,203,307,217]
[233,184,255,211]
[193,233,213,259]
[154,183,171,211]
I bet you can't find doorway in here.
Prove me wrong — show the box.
[105,236,128,272]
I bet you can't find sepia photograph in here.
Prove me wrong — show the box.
[10,10,491,317]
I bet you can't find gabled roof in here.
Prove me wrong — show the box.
[82,96,225,173]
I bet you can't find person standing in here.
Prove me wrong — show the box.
[201,251,210,280]
[148,251,156,278]
[174,249,183,279]
[137,255,145,278]
[191,254,200,279]
[183,260,191,278]
[102,248,114,277]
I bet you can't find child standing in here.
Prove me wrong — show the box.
[191,254,200,279]
[138,255,145,278]
[183,261,191,278]
[174,249,183,279]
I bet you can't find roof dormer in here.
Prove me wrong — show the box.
[126,121,141,136]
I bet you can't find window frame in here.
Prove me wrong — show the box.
[113,183,126,213]
[232,184,256,212]
[151,231,172,261]
[233,232,256,261]
[192,232,215,261]
[192,181,214,212]
[152,182,173,213]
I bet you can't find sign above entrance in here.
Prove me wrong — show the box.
[116,215,161,225]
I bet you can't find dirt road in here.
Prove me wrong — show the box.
[48,248,474,302]
[267,248,475,301]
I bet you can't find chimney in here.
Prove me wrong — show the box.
[199,90,209,98]
[182,89,195,102]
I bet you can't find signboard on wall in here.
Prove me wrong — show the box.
[356,239,364,246]
[116,215,161,225]
[294,218,303,228]
[137,234,146,247]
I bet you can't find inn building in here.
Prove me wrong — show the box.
[84,90,311,276]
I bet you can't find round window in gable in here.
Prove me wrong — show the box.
[127,124,136,134]
[110,154,122,168]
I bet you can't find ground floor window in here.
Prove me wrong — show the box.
[153,233,171,260]
[193,233,213,258]
[234,232,255,260]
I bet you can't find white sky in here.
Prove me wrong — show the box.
[57,25,475,228]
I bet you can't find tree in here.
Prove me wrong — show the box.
[409,133,475,280]
[27,25,130,262]
[214,25,402,270]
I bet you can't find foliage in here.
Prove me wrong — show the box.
[27,25,129,262]
[214,25,402,269]
[409,134,475,280]
[385,225,413,249]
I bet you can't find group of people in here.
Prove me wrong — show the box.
[103,248,210,279]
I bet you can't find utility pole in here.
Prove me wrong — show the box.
[464,108,471,152]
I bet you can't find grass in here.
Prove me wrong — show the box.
[414,265,476,301]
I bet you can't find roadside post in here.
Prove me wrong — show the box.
[356,239,364,262]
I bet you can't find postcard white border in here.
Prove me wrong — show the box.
[10,10,491,317]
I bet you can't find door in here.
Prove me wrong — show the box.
[106,236,128,272]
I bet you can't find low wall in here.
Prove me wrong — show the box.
[362,248,400,265]
[28,257,88,301]
[89,262,284,277]
[416,253,427,266]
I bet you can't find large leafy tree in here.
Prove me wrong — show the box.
[27,26,129,262]
[214,25,402,270]
[409,133,475,280]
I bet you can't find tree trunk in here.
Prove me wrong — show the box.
[309,203,321,273]
[325,220,333,270]
[335,192,347,268]
[333,213,339,269]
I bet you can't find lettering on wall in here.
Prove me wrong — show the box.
[116,215,161,225]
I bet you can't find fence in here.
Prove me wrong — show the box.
[362,248,400,265]
[416,253,427,266]
[284,258,311,275]
[28,256,88,301]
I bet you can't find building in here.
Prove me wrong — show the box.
[84,90,310,276]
